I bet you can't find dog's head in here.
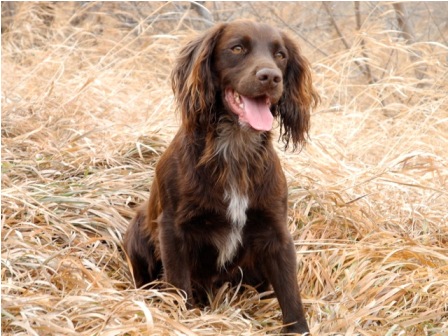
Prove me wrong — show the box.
[171,20,319,150]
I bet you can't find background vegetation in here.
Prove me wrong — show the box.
[2,2,447,335]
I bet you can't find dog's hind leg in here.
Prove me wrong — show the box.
[124,203,162,288]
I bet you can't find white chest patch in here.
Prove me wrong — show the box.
[217,189,248,268]
[226,189,248,228]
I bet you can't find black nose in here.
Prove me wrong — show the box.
[256,68,282,86]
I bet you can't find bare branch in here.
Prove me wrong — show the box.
[393,2,425,80]
[323,2,372,83]
[393,2,415,43]
[354,1,376,85]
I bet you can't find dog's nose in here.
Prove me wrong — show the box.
[256,68,282,87]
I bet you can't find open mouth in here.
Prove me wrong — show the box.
[224,88,274,131]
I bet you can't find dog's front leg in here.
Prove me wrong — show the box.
[159,217,194,306]
[264,235,309,335]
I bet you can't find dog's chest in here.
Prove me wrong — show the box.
[211,128,264,268]
[215,188,249,268]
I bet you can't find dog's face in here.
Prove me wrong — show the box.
[213,21,289,131]
[172,19,319,150]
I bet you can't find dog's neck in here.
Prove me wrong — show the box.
[214,119,267,164]
[196,118,270,189]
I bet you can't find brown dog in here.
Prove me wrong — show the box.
[124,20,318,334]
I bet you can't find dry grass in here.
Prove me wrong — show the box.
[2,2,447,335]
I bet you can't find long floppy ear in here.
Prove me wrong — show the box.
[171,23,227,133]
[276,32,319,150]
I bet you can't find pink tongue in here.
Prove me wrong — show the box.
[240,95,274,131]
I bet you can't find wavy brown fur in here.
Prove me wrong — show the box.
[124,20,319,334]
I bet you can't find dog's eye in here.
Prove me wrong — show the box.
[231,45,245,54]
[274,51,286,60]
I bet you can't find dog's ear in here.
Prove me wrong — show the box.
[171,23,227,133]
[276,32,319,150]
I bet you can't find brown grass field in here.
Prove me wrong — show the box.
[2,2,447,335]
